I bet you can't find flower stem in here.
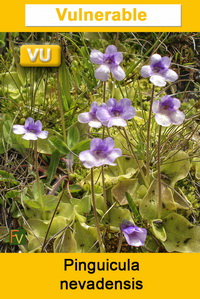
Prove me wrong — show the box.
[34,141,43,208]
[122,128,148,188]
[157,126,162,218]
[116,230,123,253]
[91,168,105,253]
[103,81,106,103]
[146,85,155,184]
[102,81,107,208]
[56,70,67,143]
[41,188,66,252]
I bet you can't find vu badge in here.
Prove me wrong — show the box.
[20,45,61,67]
[10,229,26,245]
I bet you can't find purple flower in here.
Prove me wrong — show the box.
[152,95,185,127]
[90,45,125,81]
[140,54,178,87]
[96,98,136,127]
[120,220,147,247]
[13,117,48,140]
[79,137,122,168]
[78,102,104,128]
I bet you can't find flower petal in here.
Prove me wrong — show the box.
[37,130,48,139]
[140,65,152,78]
[105,148,122,163]
[24,117,34,129]
[122,107,136,120]
[22,132,38,140]
[112,52,123,64]
[160,95,180,110]
[107,98,117,108]
[13,125,27,135]
[90,138,102,151]
[152,100,160,113]
[161,56,171,68]
[95,65,110,81]
[96,107,111,122]
[105,45,117,54]
[34,120,42,132]
[78,112,92,123]
[164,69,178,82]
[169,110,185,125]
[108,117,127,127]
[150,74,166,87]
[119,98,132,108]
[79,150,96,168]
[88,120,102,128]
[90,49,104,64]
[155,113,171,127]
[150,54,161,64]
[103,137,115,151]
[110,66,125,81]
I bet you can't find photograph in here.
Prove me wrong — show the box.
[0,32,200,253]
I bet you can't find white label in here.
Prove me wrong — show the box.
[25,4,182,27]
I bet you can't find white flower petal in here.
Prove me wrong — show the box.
[90,50,104,64]
[111,66,125,81]
[88,120,102,128]
[150,54,161,64]
[164,69,178,82]
[108,117,127,127]
[78,112,92,123]
[13,125,27,135]
[140,65,152,78]
[150,74,166,87]
[169,110,185,125]
[95,65,110,81]
[155,113,171,127]
[37,130,48,139]
[22,132,38,140]
[152,100,160,113]
[79,150,96,168]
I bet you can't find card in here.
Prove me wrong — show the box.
[0,0,200,298]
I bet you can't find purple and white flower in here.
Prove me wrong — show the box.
[79,137,122,168]
[152,95,185,127]
[90,45,125,81]
[96,98,136,127]
[120,220,147,247]
[78,101,104,128]
[13,117,48,140]
[140,54,178,87]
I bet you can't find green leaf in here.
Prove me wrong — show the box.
[67,126,80,148]
[46,150,60,184]
[125,192,140,219]
[74,222,98,253]
[0,170,18,185]
[151,219,167,242]
[23,198,42,210]
[71,139,90,154]
[49,136,69,155]
[161,150,191,186]
[192,157,200,180]
[41,195,58,211]
[58,56,72,111]
[139,180,177,220]
[54,230,77,253]
[108,207,132,229]
[111,178,146,206]
[162,213,200,252]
